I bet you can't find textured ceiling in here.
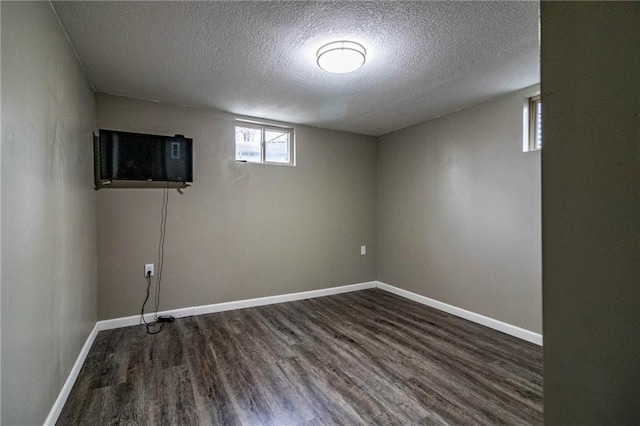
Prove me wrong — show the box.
[52,1,539,136]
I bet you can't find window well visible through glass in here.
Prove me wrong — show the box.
[265,129,290,163]
[235,123,262,163]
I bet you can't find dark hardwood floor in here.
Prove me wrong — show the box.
[58,289,543,425]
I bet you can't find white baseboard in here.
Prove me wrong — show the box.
[191,281,377,316]
[44,323,99,426]
[98,281,377,331]
[376,281,543,346]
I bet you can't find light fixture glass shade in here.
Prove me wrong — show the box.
[316,41,366,74]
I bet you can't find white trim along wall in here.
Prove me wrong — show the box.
[377,282,543,345]
[44,281,542,425]
[43,324,100,426]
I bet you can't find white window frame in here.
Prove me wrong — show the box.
[522,88,542,152]
[235,119,295,166]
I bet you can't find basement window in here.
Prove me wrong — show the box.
[525,95,542,151]
[529,95,542,150]
[235,120,294,166]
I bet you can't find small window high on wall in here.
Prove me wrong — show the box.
[528,95,542,151]
[235,120,294,166]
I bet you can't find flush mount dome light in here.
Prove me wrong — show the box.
[316,40,366,74]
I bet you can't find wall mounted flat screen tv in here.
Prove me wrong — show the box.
[97,129,193,186]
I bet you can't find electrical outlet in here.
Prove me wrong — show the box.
[144,263,155,277]
[361,245,366,255]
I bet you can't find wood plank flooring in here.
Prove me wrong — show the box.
[58,289,543,425]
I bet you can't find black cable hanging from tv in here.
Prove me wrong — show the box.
[140,183,173,334]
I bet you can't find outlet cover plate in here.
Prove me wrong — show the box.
[144,263,154,277]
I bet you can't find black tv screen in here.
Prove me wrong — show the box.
[99,129,193,182]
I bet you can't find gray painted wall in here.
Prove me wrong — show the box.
[541,2,640,424]
[96,94,377,320]
[1,2,98,424]
[377,86,542,333]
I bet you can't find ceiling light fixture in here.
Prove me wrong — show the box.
[316,40,366,74]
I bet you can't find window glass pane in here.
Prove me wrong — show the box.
[535,101,542,150]
[235,125,262,162]
[264,129,290,163]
